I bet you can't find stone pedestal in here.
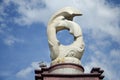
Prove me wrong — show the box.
[35,63,104,80]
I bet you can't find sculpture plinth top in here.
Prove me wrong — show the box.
[47,7,85,66]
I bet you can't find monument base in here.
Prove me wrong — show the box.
[35,63,104,80]
[49,63,84,74]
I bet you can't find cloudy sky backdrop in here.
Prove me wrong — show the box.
[0,0,120,80]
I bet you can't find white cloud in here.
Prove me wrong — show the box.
[0,23,7,34]
[110,49,120,65]
[84,52,118,80]
[1,0,120,80]
[31,62,40,69]
[16,62,39,78]
[3,35,24,46]
[1,0,119,43]
[84,43,120,80]
[110,49,120,58]
[0,23,25,46]
[16,61,50,78]
[0,3,7,17]
[5,0,119,44]
[7,0,51,25]
[11,0,119,79]
[16,67,33,78]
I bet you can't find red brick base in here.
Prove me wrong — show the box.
[35,63,104,80]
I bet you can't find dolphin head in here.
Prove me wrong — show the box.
[49,7,82,23]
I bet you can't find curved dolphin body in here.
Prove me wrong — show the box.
[47,7,85,65]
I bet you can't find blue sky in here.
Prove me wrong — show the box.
[0,0,120,80]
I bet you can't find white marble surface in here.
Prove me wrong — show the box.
[47,7,85,66]
[50,67,83,74]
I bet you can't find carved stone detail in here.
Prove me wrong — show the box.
[47,7,85,65]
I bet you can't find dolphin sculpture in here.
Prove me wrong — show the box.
[47,7,85,65]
